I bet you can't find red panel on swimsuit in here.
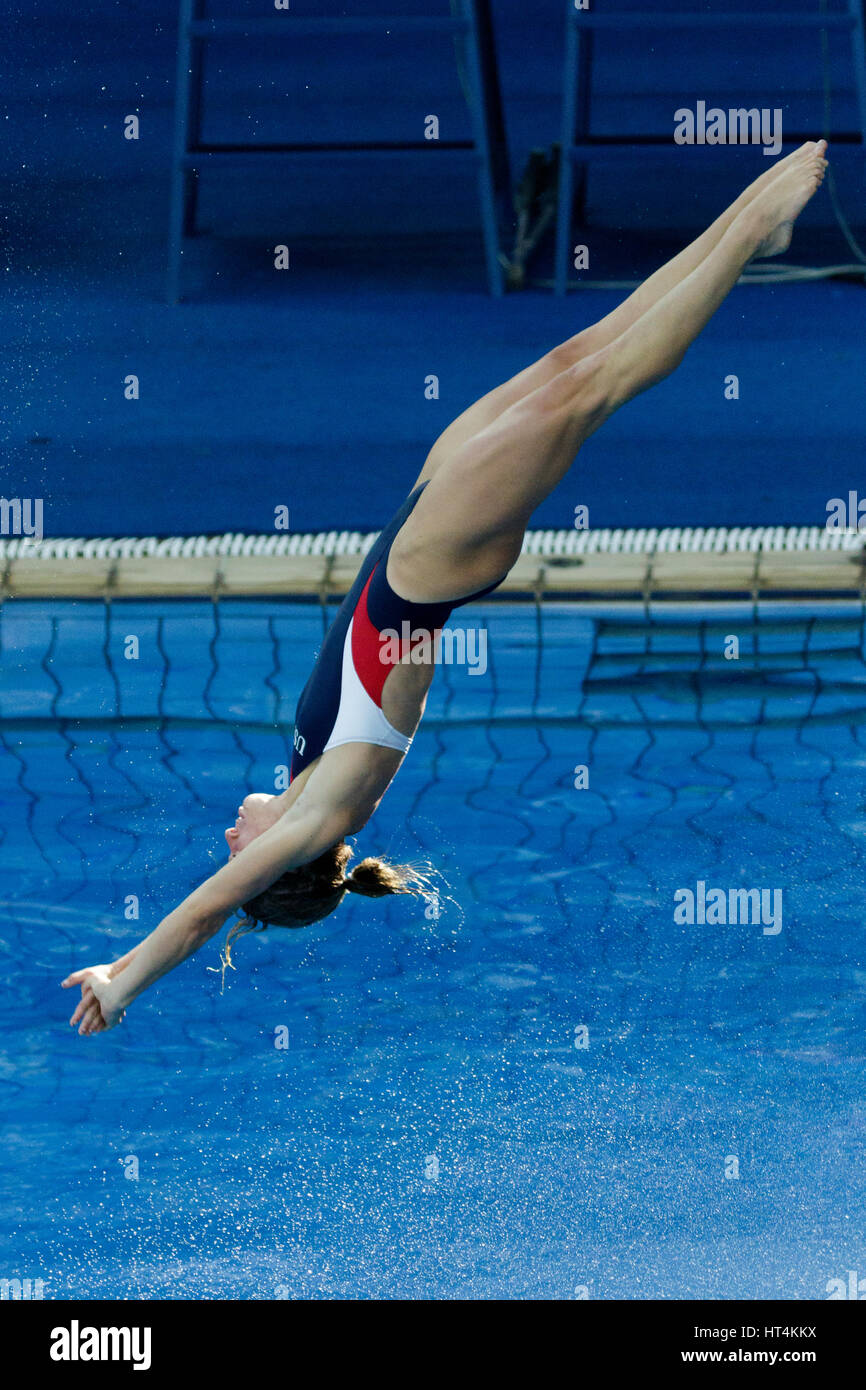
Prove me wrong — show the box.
[351,565,429,707]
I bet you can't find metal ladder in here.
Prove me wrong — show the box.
[167,1,509,300]
[554,1,866,294]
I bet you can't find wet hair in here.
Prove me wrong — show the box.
[220,841,428,971]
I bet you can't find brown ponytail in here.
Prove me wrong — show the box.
[344,856,420,898]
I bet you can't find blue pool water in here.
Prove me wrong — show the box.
[1,597,865,1300]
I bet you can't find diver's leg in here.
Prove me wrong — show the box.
[393,147,828,601]
[413,141,827,489]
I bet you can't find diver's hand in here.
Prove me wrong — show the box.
[62,965,126,1035]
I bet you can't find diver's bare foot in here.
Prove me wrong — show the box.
[749,143,828,258]
[737,139,827,210]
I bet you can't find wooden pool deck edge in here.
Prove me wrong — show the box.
[2,530,865,600]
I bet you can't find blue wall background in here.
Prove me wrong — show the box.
[3,1,865,536]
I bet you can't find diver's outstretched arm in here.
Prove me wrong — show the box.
[62,798,351,1034]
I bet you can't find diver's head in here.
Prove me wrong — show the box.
[221,843,427,965]
[222,796,428,964]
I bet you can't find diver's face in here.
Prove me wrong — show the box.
[225,793,282,857]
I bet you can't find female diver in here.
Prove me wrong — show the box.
[65,141,827,1033]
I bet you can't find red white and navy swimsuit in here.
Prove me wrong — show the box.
[290,482,501,780]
